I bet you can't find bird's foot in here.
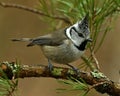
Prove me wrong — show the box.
[48,59,53,71]
[66,63,80,75]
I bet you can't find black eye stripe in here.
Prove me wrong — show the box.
[70,27,77,32]
[69,27,77,36]
[70,27,84,38]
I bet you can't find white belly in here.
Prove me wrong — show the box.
[41,40,84,64]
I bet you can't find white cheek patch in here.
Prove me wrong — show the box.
[66,27,71,39]
[66,22,79,39]
[66,28,83,47]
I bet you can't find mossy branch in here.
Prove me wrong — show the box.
[0,62,120,96]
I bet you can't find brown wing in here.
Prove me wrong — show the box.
[27,28,67,47]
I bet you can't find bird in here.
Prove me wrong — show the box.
[12,15,92,72]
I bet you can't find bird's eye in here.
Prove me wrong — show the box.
[78,33,84,37]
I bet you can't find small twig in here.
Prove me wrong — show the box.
[0,2,71,24]
[85,81,108,94]
[90,81,108,90]
[91,51,100,70]
[118,74,120,96]
[6,79,17,96]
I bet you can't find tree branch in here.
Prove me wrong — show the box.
[0,2,71,24]
[0,62,120,96]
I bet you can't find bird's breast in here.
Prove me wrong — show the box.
[41,40,84,64]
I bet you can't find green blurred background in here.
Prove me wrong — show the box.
[0,0,120,96]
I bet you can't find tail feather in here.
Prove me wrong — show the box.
[11,38,32,42]
[12,38,34,47]
[27,42,34,47]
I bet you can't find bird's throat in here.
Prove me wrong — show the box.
[75,40,88,51]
